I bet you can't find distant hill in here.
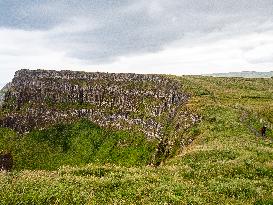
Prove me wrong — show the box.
[204,71,273,78]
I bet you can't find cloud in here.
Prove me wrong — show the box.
[0,28,91,87]
[243,33,273,64]
[99,29,273,75]
[1,0,273,63]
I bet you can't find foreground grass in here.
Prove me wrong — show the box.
[1,76,273,204]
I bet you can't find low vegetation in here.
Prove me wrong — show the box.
[1,76,273,204]
[0,119,157,170]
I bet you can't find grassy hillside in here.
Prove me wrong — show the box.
[1,76,273,204]
[0,120,157,170]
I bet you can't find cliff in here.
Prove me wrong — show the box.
[0,83,11,105]
[0,69,199,139]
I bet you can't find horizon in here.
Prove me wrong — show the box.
[1,1,273,87]
[1,69,273,89]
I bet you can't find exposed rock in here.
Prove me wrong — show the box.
[0,83,11,106]
[0,69,200,139]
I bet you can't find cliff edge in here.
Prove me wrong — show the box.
[0,69,199,140]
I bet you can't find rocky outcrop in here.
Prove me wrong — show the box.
[0,69,199,139]
[0,83,11,106]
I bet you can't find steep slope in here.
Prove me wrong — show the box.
[0,69,200,168]
[0,69,199,138]
[0,120,157,170]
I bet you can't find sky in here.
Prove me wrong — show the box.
[1,0,273,87]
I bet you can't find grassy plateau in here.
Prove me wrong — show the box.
[1,76,273,204]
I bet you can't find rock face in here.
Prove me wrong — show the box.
[0,69,199,139]
[0,83,11,106]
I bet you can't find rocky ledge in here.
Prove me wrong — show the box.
[0,69,200,139]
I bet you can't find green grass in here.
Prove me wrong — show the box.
[1,76,273,204]
[0,119,157,170]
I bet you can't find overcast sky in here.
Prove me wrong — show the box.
[1,0,273,87]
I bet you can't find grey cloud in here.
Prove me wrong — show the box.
[1,0,273,63]
[0,0,132,30]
